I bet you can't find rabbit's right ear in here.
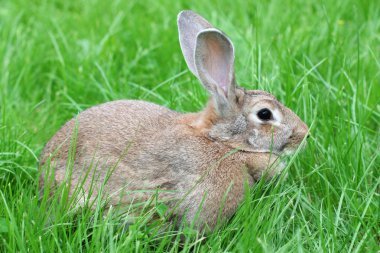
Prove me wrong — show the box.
[177,10,213,76]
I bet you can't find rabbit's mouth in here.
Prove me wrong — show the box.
[230,141,303,157]
[279,141,307,156]
[250,150,283,157]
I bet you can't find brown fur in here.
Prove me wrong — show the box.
[40,97,305,231]
[39,11,309,232]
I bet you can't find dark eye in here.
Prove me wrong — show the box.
[257,108,272,121]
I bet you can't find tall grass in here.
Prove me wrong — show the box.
[0,0,379,252]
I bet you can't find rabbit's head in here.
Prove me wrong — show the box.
[178,11,308,156]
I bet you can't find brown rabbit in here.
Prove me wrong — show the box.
[40,10,308,231]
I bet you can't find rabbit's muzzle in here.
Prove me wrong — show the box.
[280,122,309,155]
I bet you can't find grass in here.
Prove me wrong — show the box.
[0,0,379,252]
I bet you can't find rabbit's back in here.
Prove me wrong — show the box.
[41,99,250,230]
[42,100,179,160]
[40,100,182,202]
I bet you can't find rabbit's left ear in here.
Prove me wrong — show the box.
[194,29,236,115]
[194,29,235,97]
[178,11,237,116]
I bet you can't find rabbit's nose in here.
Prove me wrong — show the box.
[290,124,309,143]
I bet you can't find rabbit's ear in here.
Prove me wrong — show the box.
[195,29,236,115]
[177,10,213,77]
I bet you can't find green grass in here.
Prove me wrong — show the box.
[0,0,379,252]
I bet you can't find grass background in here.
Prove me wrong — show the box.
[0,0,379,252]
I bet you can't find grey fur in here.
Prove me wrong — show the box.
[40,11,308,232]
[178,10,213,78]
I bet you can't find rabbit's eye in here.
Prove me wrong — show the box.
[257,108,272,121]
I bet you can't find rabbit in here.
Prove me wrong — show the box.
[40,10,309,232]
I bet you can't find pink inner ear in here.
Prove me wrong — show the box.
[202,34,233,95]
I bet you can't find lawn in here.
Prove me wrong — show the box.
[0,0,379,252]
